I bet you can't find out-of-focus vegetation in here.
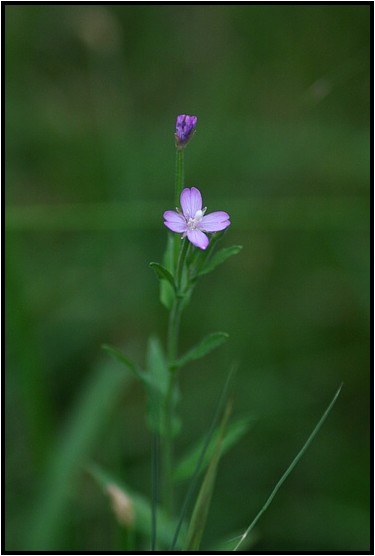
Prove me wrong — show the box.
[5,4,370,551]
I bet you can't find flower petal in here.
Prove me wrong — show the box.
[180,187,202,219]
[187,229,209,250]
[200,211,231,232]
[163,211,187,233]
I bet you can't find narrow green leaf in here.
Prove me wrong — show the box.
[87,462,185,549]
[150,262,176,292]
[160,234,175,309]
[102,344,147,383]
[188,232,225,281]
[233,383,343,551]
[184,400,233,551]
[198,245,242,277]
[176,332,229,368]
[174,417,253,482]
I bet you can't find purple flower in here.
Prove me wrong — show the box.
[175,114,198,148]
[163,187,230,250]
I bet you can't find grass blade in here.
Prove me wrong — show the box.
[184,400,233,551]
[233,383,343,551]
[174,417,253,482]
[170,366,237,550]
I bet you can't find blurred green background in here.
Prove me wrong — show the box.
[5,4,371,552]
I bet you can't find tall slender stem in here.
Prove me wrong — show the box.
[161,370,177,514]
[163,239,190,515]
[161,146,189,517]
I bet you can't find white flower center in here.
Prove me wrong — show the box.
[187,209,205,230]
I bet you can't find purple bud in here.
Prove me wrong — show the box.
[175,114,198,148]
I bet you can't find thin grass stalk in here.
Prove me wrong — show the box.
[233,383,343,551]
[170,366,236,550]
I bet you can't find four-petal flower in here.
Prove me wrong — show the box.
[163,187,230,250]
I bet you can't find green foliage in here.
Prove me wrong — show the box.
[175,332,229,368]
[198,245,243,277]
[149,262,176,292]
[102,344,148,384]
[170,366,237,550]
[174,417,253,482]
[184,401,232,550]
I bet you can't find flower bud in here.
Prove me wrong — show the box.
[175,114,198,149]
[106,484,135,528]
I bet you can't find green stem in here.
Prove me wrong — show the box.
[175,148,184,207]
[161,148,187,517]
[163,239,190,516]
[167,299,181,366]
[173,149,185,271]
[167,239,190,363]
[162,371,177,514]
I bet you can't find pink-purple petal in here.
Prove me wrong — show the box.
[163,210,187,233]
[187,229,209,250]
[180,187,202,219]
[200,211,231,232]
